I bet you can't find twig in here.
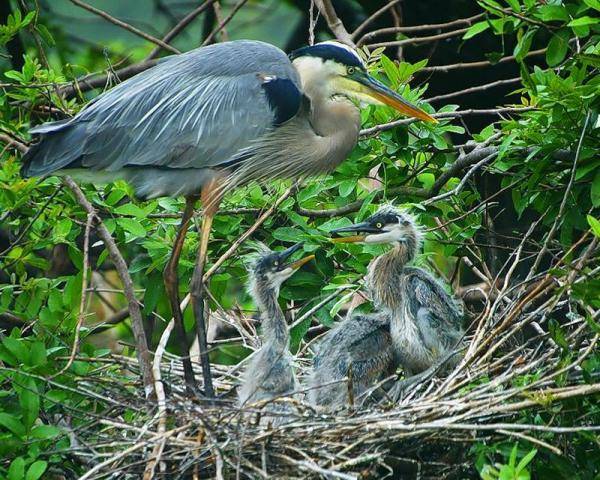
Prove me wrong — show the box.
[366,27,469,49]
[147,0,216,59]
[50,213,93,379]
[201,0,249,46]
[357,13,485,45]
[427,77,521,103]
[360,107,537,137]
[62,176,155,398]
[421,48,547,73]
[314,0,354,46]
[351,0,402,41]
[68,0,179,54]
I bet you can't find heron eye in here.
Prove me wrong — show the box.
[375,222,383,229]
[347,67,355,75]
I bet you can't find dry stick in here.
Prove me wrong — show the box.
[146,0,216,59]
[424,153,497,206]
[427,77,521,103]
[357,13,485,45]
[421,47,547,73]
[314,0,355,47]
[143,320,175,480]
[201,0,249,46]
[527,110,592,280]
[360,107,536,137]
[366,27,469,49]
[50,213,93,379]
[68,0,179,54]
[62,177,155,398]
[351,0,402,41]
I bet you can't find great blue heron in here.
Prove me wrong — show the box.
[238,243,313,422]
[20,40,435,397]
[331,206,463,380]
[308,310,395,409]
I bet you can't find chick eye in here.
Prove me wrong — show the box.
[402,220,409,226]
[375,222,383,229]
[347,67,355,75]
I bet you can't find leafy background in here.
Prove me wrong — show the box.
[0,0,599,478]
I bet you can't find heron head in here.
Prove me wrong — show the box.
[289,41,435,123]
[248,243,314,298]
[330,205,421,246]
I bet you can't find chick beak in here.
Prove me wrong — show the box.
[357,73,437,123]
[279,243,314,270]
[287,254,315,270]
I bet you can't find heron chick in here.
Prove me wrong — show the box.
[331,206,464,379]
[308,310,396,409]
[239,243,313,422]
[20,40,435,397]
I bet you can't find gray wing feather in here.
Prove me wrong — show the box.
[410,273,463,345]
[23,41,299,176]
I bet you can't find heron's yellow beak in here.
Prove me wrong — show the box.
[330,235,367,244]
[287,254,315,270]
[345,72,437,123]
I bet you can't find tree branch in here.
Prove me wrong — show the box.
[68,0,180,54]
[62,176,155,398]
[314,0,355,47]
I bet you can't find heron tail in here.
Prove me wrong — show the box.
[20,119,85,178]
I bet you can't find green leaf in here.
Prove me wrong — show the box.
[546,29,570,66]
[587,215,600,237]
[514,28,537,62]
[537,5,569,22]
[583,0,600,11]
[463,21,490,40]
[30,424,61,439]
[8,457,25,480]
[568,16,600,27]
[0,412,26,438]
[516,449,537,474]
[505,0,521,12]
[2,337,29,364]
[29,342,47,367]
[591,171,600,207]
[19,378,40,431]
[117,218,147,238]
[25,461,47,480]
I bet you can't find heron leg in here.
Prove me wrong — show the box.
[189,180,222,399]
[163,196,198,396]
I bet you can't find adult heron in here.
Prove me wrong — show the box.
[330,206,463,381]
[20,40,435,398]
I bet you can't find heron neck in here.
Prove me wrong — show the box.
[368,239,417,311]
[255,288,289,346]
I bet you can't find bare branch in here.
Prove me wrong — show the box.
[68,0,180,54]
[314,0,355,47]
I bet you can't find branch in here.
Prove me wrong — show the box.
[357,13,485,45]
[421,48,547,73]
[427,77,521,103]
[59,60,158,99]
[366,27,470,49]
[360,107,537,137]
[68,0,179,54]
[351,0,402,41]
[201,0,249,46]
[147,0,216,59]
[314,0,355,47]
[62,176,155,398]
